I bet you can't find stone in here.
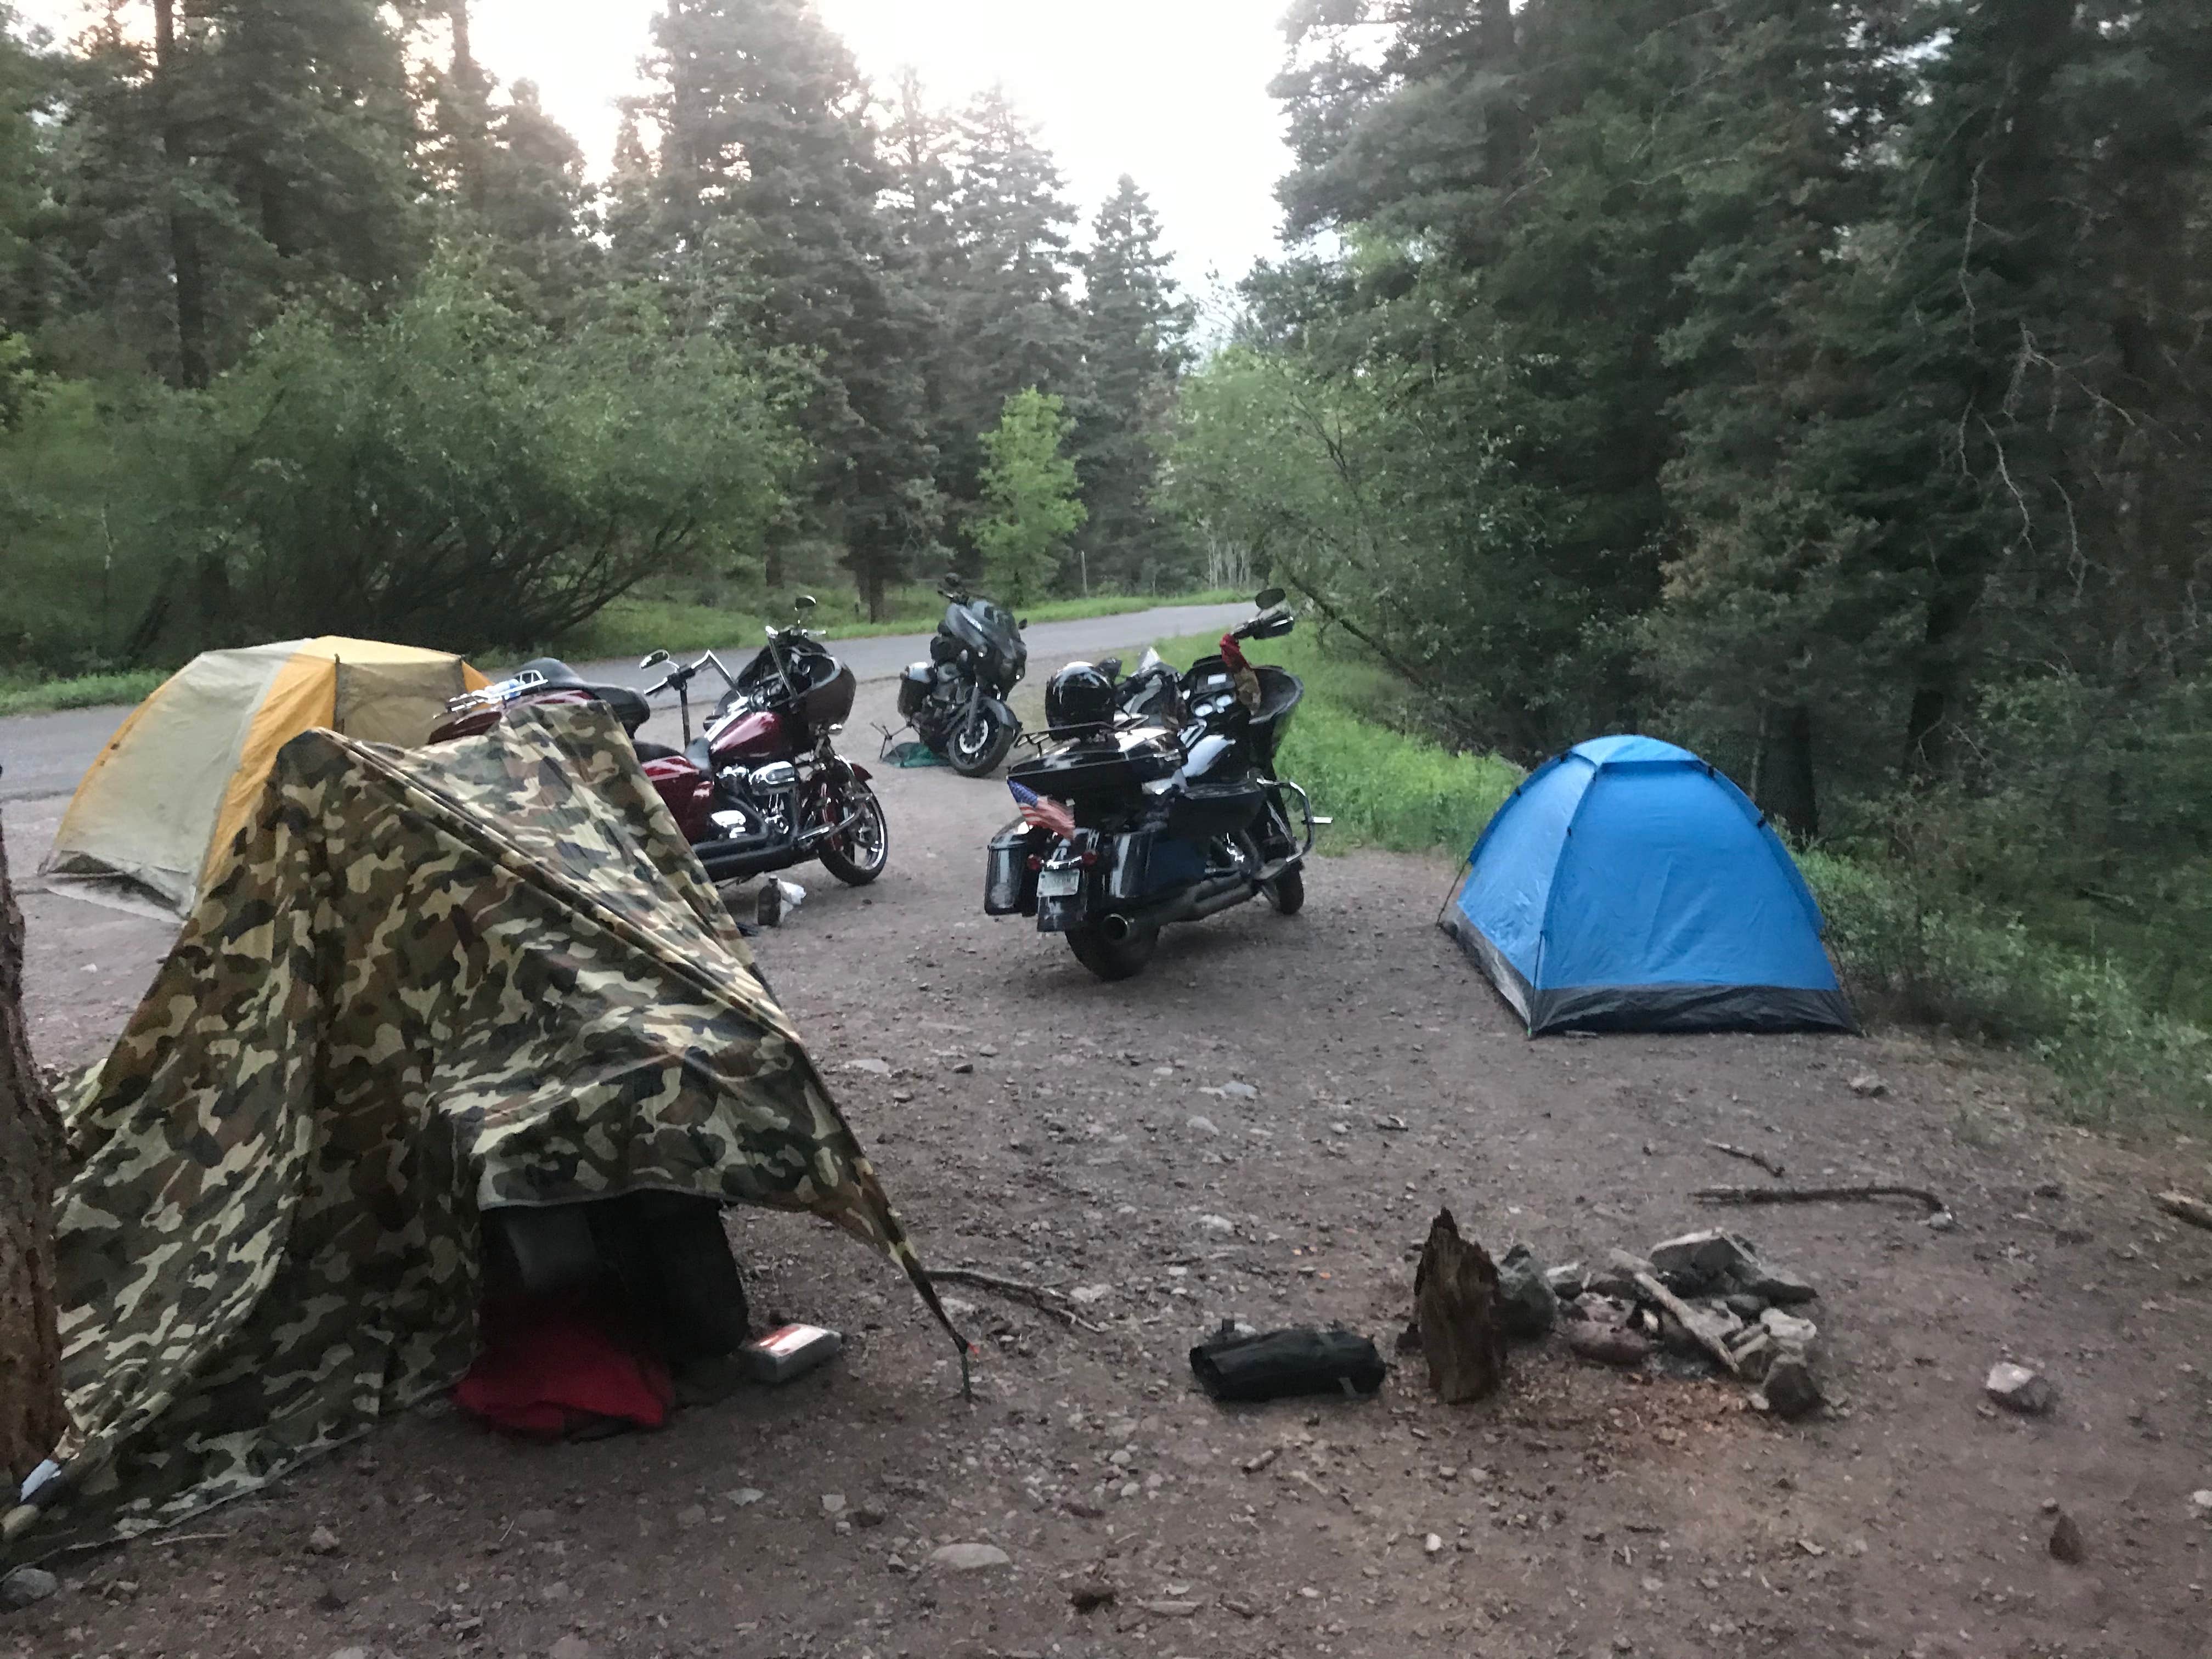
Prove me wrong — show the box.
[1198,1214,1236,1235]
[1985,1362,2056,1417]
[1545,1262,1588,1300]
[1759,1308,1820,1352]
[675,1503,708,1529]
[2048,1511,2085,1564]
[1184,1115,1220,1137]
[1070,1284,1113,1304]
[1728,1329,1778,1381]
[1723,1293,1768,1321]
[305,1524,341,1556]
[1424,1532,1444,1555]
[329,1649,370,1659]
[1648,1230,1758,1291]
[723,1487,765,1508]
[851,1504,888,1528]
[1220,1081,1259,1099]
[1740,1261,1818,1306]
[1760,1355,1824,1419]
[1141,1599,1201,1616]
[843,1057,893,1076]
[550,1638,594,1659]
[1660,1302,1743,1359]
[1564,1321,1652,1368]
[821,1493,846,1517]
[1,1567,58,1609]
[1070,1576,1116,1612]
[930,1542,1011,1573]
[1587,1251,1655,1300]
[2191,1489,2212,1514]
[1848,1073,1888,1098]
[1496,1244,1560,1338]
[1925,1210,1959,1233]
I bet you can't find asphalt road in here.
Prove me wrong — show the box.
[0,601,1250,806]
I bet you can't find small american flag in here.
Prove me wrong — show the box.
[1008,779,1075,842]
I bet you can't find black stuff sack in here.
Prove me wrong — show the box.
[1189,1324,1387,1403]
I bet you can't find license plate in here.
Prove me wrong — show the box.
[1037,867,1082,898]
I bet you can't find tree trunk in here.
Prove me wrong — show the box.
[448,0,489,216]
[153,0,210,389]
[1413,1207,1506,1403]
[1904,563,1983,778]
[1753,702,1819,838]
[0,817,67,1487]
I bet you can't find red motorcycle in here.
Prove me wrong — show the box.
[429,597,889,894]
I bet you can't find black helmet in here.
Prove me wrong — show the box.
[1045,661,1116,733]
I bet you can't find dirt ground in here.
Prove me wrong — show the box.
[6,673,2212,1659]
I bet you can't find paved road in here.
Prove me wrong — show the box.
[0,601,1250,805]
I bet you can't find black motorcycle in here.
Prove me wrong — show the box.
[897,574,1029,776]
[983,588,1325,980]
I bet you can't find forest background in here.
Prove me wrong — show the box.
[2,0,2208,1109]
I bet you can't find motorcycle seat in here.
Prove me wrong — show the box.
[632,740,679,763]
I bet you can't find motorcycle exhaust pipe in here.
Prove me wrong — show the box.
[1099,876,1254,941]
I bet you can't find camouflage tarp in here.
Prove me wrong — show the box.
[4,702,959,1561]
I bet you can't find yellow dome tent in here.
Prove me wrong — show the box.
[42,637,488,913]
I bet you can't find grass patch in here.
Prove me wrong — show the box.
[0,669,168,718]
[1148,627,1522,855]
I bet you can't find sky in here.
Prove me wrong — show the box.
[17,0,1299,289]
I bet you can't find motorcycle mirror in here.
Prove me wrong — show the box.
[640,649,669,668]
[1254,585,1286,610]
[1019,617,1031,629]
[794,593,819,612]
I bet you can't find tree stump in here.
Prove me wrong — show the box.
[0,815,66,1486]
[1414,1207,1507,1403]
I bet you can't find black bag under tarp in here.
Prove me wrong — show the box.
[1189,1324,1386,1403]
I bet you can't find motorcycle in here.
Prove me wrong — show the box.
[428,596,889,896]
[896,574,1029,776]
[982,588,1325,981]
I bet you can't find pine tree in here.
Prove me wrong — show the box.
[1074,176,1193,590]
[640,0,940,613]
[939,86,1084,534]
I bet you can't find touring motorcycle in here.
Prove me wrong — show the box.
[429,596,889,897]
[896,574,1029,776]
[983,588,1324,980]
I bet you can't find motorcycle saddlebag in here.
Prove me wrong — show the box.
[1104,824,1207,902]
[986,819,1041,916]
[1166,780,1266,843]
[897,662,932,719]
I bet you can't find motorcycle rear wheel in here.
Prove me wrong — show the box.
[1262,868,1305,915]
[947,705,1018,777]
[1066,922,1157,981]
[816,784,889,885]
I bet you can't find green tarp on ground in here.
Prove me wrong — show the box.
[6,702,957,1561]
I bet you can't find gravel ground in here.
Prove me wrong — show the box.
[7,674,2212,1659]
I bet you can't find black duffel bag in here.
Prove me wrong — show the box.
[1189,1324,1386,1403]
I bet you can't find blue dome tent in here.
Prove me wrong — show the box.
[1441,735,1855,1035]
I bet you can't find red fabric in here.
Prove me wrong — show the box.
[453,1293,674,1438]
[1218,633,1250,673]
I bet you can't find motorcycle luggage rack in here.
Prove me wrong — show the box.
[444,667,545,715]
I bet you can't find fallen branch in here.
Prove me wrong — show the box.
[1705,1141,1786,1178]
[2155,1190,2212,1232]
[1695,1183,1946,1214]
[932,1268,1104,1334]
[1615,1258,1739,1376]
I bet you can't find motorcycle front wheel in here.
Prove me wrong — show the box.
[947,704,1018,777]
[816,782,890,885]
[1066,922,1157,981]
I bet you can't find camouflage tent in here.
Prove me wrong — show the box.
[3,703,958,1560]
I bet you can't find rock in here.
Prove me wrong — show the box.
[305,1524,341,1556]
[1545,1262,1588,1300]
[1069,1576,1116,1612]
[329,1648,370,1659]
[723,1487,765,1508]
[1197,1214,1236,1235]
[1141,1599,1201,1616]
[1,1567,58,1609]
[1648,1230,1758,1291]
[1848,1072,1888,1098]
[1985,1362,2056,1416]
[2191,1489,2212,1514]
[843,1057,893,1076]
[550,1638,594,1659]
[929,1542,1011,1573]
[1069,1284,1113,1304]
[1564,1321,1652,1368]
[1220,1081,1259,1100]
[1660,1301,1743,1359]
[1723,1293,1768,1321]
[1496,1244,1560,1338]
[2049,1511,2085,1564]
[1424,1532,1444,1555]
[1925,1210,1959,1232]
[1728,1329,1778,1381]
[675,1503,708,1529]
[1739,1261,1818,1306]
[1588,1250,1655,1300]
[820,1493,846,1517]
[1184,1115,1220,1137]
[1759,1308,1820,1352]
[1760,1355,1824,1419]
[850,1504,888,1528]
